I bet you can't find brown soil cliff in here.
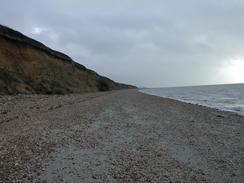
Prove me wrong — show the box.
[0,25,135,94]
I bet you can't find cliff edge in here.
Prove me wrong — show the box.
[0,25,135,94]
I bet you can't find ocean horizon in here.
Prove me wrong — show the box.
[140,83,244,116]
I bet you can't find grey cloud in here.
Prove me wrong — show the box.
[1,0,244,87]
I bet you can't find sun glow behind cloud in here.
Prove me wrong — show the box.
[31,27,44,34]
[219,58,244,84]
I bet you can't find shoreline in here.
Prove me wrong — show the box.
[139,89,244,117]
[0,90,243,182]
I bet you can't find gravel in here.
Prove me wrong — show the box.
[0,89,243,183]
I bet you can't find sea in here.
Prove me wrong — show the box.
[140,83,244,116]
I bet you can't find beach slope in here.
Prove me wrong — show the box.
[0,90,243,182]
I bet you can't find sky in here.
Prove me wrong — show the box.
[1,0,244,87]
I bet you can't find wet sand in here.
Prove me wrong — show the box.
[0,89,243,183]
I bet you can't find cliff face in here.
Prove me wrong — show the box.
[0,25,135,94]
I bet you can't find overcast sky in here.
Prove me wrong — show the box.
[1,0,244,87]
